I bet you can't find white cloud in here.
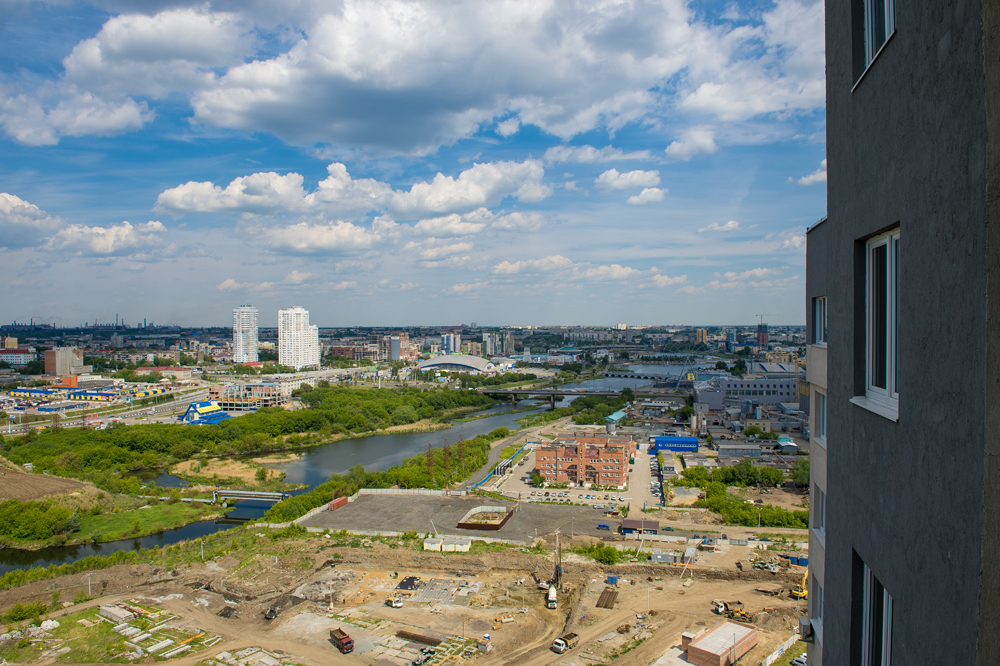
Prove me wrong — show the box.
[1,92,150,146]
[156,171,309,214]
[698,220,741,233]
[582,263,643,280]
[544,145,654,164]
[391,160,551,215]
[46,220,166,257]
[491,211,546,232]
[156,160,549,218]
[493,255,573,274]
[595,169,660,191]
[414,214,486,237]
[448,281,491,295]
[285,270,312,284]
[651,272,688,287]
[414,241,474,261]
[0,193,64,249]
[263,220,387,255]
[627,187,666,205]
[780,235,806,250]
[496,118,520,137]
[798,159,827,185]
[665,127,718,161]
[723,267,782,280]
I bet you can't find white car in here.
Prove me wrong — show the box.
[791,655,807,666]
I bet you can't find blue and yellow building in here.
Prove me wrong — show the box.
[179,401,231,425]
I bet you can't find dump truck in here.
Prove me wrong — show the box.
[551,633,579,653]
[546,585,558,609]
[330,627,354,653]
[712,599,743,615]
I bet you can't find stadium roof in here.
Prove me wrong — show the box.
[417,354,497,373]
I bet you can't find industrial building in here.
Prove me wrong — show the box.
[278,306,320,370]
[618,519,658,535]
[649,436,698,453]
[804,0,1000,663]
[232,304,259,363]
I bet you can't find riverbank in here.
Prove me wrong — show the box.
[2,501,230,551]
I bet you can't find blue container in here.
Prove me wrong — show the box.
[797,557,808,567]
[606,575,618,585]
[789,556,799,566]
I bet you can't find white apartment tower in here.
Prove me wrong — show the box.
[232,305,259,363]
[278,306,320,370]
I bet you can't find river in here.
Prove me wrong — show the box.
[0,364,698,571]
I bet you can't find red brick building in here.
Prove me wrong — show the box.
[534,435,632,488]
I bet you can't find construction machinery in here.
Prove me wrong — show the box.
[712,599,752,622]
[791,569,809,600]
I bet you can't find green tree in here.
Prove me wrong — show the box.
[715,361,729,370]
[792,458,810,486]
[743,425,764,438]
[23,360,44,374]
[255,467,268,482]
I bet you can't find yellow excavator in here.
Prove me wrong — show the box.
[791,569,808,600]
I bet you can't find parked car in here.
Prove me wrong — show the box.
[791,655,807,666]
[597,523,610,530]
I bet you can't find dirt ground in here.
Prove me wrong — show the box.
[172,458,281,485]
[0,534,806,666]
[727,486,810,512]
[0,464,89,501]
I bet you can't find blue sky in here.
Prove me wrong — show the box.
[0,0,826,328]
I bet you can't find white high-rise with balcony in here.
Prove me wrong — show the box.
[232,305,259,363]
[278,306,320,370]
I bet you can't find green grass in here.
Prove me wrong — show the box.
[74,502,225,543]
[769,640,807,665]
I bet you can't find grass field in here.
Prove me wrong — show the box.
[75,502,225,543]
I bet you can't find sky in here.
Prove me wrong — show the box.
[0,0,827,328]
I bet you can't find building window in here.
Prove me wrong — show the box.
[863,229,900,417]
[853,0,895,82]
[858,562,893,666]
[813,485,826,537]
[812,577,825,643]
[814,296,828,344]
[815,391,827,446]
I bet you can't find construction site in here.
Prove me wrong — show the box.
[0,526,809,666]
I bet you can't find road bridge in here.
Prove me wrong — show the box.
[212,489,291,504]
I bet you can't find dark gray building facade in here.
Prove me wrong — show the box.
[810,0,1000,664]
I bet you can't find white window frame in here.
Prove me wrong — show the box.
[814,296,828,345]
[864,229,899,417]
[861,563,893,666]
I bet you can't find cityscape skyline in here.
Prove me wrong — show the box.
[0,0,825,327]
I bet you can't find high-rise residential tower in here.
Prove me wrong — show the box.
[804,0,1000,663]
[278,306,320,370]
[232,305,259,364]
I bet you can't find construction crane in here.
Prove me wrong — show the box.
[755,314,776,325]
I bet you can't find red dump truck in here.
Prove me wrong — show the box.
[331,627,354,653]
